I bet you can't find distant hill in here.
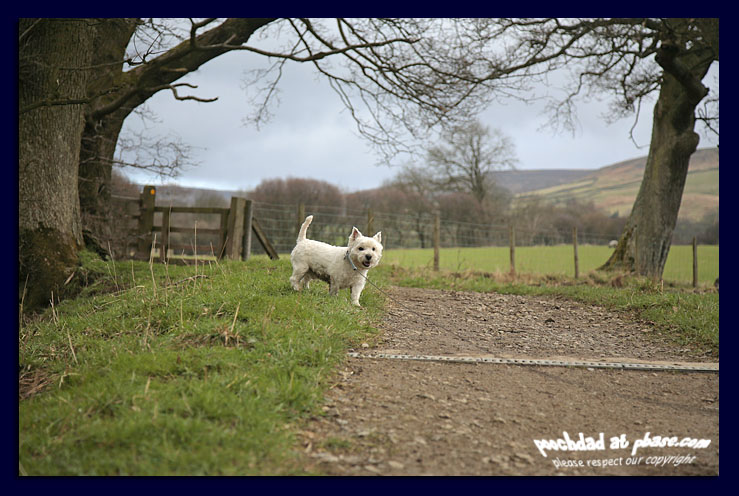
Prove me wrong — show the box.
[512,147,718,221]
[131,148,718,222]
[491,169,593,194]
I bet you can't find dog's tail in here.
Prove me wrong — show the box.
[296,215,313,243]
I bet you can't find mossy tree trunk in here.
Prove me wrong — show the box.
[19,19,96,312]
[600,42,714,280]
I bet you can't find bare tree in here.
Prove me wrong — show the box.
[113,105,198,179]
[425,120,517,206]
[249,177,344,208]
[464,18,719,279]
[389,164,437,209]
[110,169,141,198]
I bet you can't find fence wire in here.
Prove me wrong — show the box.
[112,195,717,285]
[250,201,617,255]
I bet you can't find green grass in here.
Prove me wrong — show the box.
[19,253,382,476]
[382,244,719,285]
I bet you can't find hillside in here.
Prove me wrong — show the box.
[490,169,593,194]
[124,148,718,222]
[513,147,719,221]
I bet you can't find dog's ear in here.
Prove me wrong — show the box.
[350,227,362,241]
[373,232,382,243]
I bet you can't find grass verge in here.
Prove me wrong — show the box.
[19,253,382,475]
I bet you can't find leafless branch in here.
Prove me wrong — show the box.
[20,18,719,166]
[159,83,218,103]
[111,105,199,178]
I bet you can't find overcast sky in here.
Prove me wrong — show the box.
[118,27,719,194]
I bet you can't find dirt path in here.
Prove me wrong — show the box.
[299,287,719,476]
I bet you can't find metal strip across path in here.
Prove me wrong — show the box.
[347,352,719,373]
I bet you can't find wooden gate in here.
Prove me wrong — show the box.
[118,185,278,263]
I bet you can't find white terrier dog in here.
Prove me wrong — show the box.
[290,215,383,307]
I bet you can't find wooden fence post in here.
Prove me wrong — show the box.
[433,212,440,272]
[136,185,156,260]
[217,210,229,259]
[242,199,253,261]
[509,225,516,277]
[692,236,698,288]
[573,226,579,279]
[252,217,279,260]
[160,207,171,263]
[226,197,246,260]
[367,208,374,236]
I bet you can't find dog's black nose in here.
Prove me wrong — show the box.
[365,254,372,261]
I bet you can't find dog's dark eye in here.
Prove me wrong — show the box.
[358,247,364,251]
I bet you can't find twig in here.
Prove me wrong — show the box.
[150,233,158,299]
[227,302,241,347]
[107,241,119,291]
[19,273,29,326]
[209,241,226,276]
[65,324,78,365]
[166,275,209,287]
[50,291,58,325]
[144,305,152,350]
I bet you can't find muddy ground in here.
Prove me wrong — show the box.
[299,287,719,476]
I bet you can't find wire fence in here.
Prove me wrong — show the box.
[248,200,718,285]
[111,191,718,286]
[249,200,617,254]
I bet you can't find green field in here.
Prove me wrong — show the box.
[383,244,719,285]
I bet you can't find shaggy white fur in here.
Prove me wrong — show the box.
[290,215,383,306]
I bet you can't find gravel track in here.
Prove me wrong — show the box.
[299,287,719,476]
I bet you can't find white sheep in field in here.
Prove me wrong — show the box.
[608,240,618,248]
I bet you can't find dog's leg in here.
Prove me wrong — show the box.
[350,280,367,307]
[299,271,314,289]
[329,277,339,296]
[290,263,309,291]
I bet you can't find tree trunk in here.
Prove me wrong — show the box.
[19,19,96,311]
[78,19,138,256]
[79,109,131,257]
[600,50,713,280]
